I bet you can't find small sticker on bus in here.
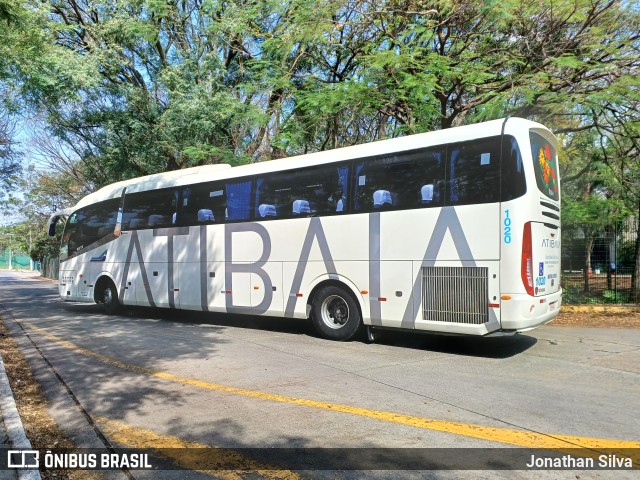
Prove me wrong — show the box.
[210,190,224,197]
[480,153,491,165]
[358,175,366,186]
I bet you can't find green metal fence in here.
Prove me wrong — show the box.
[0,250,32,270]
[40,256,60,279]
[562,219,638,304]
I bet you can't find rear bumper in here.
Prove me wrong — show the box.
[500,289,562,332]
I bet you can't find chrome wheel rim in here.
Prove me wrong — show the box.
[103,287,114,305]
[320,295,349,329]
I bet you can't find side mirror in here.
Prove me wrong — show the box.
[47,208,72,236]
[48,217,58,237]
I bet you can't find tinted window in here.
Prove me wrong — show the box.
[255,164,348,220]
[353,147,444,212]
[181,183,225,225]
[180,179,253,224]
[225,180,253,221]
[530,131,559,200]
[447,138,501,206]
[61,198,120,260]
[122,188,178,230]
[501,135,527,201]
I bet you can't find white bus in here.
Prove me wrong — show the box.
[48,117,561,341]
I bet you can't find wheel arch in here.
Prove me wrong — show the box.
[93,274,118,304]
[306,278,365,321]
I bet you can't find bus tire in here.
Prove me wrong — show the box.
[100,280,121,315]
[311,286,361,341]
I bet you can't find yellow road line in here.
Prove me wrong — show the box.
[27,323,640,461]
[95,417,300,480]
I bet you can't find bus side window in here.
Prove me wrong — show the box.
[447,138,501,206]
[181,183,227,225]
[255,163,349,220]
[226,180,252,221]
[255,178,278,219]
[353,147,444,213]
[332,166,349,213]
[123,188,179,230]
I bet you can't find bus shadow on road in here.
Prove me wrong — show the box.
[62,304,537,359]
[63,303,316,337]
[371,330,538,359]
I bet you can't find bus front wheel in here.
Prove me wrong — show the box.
[311,286,361,341]
[100,280,121,315]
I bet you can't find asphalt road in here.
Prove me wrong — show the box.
[0,270,638,479]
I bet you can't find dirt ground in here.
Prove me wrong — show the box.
[550,310,640,328]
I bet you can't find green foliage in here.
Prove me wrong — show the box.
[601,290,624,304]
[562,284,628,305]
[1,169,83,258]
[0,109,20,200]
[30,228,62,261]
[0,0,638,303]
[0,0,637,214]
[618,240,637,269]
[561,283,584,305]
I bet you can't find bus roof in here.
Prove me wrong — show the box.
[73,117,552,209]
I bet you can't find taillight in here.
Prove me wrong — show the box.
[521,222,534,296]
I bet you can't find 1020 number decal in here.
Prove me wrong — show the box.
[504,210,512,244]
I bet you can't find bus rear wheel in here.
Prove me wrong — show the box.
[311,286,361,341]
[100,280,121,315]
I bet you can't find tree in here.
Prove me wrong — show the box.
[560,128,630,293]
[1,0,634,189]
[594,112,640,301]
[0,107,21,203]
[2,0,640,306]
[2,168,83,262]
[30,227,62,262]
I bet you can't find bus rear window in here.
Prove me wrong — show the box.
[530,132,559,200]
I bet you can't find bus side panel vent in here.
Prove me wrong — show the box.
[422,266,489,324]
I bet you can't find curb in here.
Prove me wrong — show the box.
[0,355,41,480]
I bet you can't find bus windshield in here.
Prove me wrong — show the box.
[530,131,559,201]
[60,198,120,261]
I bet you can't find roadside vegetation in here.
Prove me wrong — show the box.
[0,0,639,301]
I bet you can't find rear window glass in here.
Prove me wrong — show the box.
[530,132,559,200]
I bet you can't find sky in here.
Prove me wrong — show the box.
[1,116,48,226]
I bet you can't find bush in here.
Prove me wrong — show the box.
[30,233,60,262]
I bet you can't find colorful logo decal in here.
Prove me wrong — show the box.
[537,143,558,194]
